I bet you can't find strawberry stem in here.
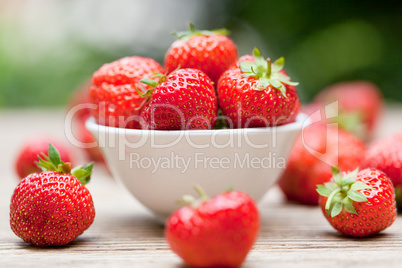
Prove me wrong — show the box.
[194,184,209,201]
[35,144,93,185]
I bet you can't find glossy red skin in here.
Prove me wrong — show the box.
[363,133,402,207]
[278,124,366,205]
[165,191,260,267]
[15,139,73,179]
[217,68,298,128]
[89,56,164,129]
[319,168,396,237]
[286,94,301,123]
[314,81,383,140]
[10,171,95,246]
[141,68,218,130]
[164,34,237,85]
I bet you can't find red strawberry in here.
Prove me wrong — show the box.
[15,137,73,179]
[363,133,402,208]
[139,68,218,130]
[164,24,237,85]
[89,56,164,129]
[217,48,299,128]
[313,81,383,141]
[278,124,366,205]
[10,144,95,247]
[316,167,396,237]
[165,186,260,267]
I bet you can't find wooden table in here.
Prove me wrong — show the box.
[1,107,402,267]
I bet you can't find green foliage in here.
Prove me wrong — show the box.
[0,0,400,107]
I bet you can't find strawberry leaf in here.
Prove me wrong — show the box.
[239,61,257,73]
[350,181,371,191]
[332,166,342,184]
[173,23,230,41]
[347,190,368,202]
[331,202,343,217]
[48,144,62,167]
[343,197,358,215]
[252,48,267,70]
[272,57,284,73]
[72,162,94,185]
[140,78,159,88]
[316,185,332,197]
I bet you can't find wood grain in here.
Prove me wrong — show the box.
[1,108,402,268]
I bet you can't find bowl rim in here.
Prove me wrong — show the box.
[86,113,308,136]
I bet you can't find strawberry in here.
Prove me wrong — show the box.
[217,48,299,128]
[363,133,402,208]
[313,81,383,141]
[165,186,260,268]
[278,124,366,205]
[316,167,397,237]
[10,144,95,247]
[89,56,164,129]
[164,23,237,85]
[15,137,73,179]
[139,68,218,130]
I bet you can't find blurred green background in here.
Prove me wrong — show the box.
[0,0,400,107]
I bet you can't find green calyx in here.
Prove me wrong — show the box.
[239,47,299,98]
[173,23,230,41]
[36,144,93,185]
[316,167,371,217]
[138,73,167,98]
[177,184,209,208]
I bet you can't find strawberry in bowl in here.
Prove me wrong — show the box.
[89,56,164,129]
[217,48,299,128]
[139,68,218,130]
[164,23,237,85]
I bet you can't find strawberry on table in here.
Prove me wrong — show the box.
[15,137,73,179]
[313,81,383,141]
[139,68,218,130]
[217,48,299,128]
[363,133,402,208]
[164,23,237,85]
[10,144,95,247]
[278,124,366,205]
[165,186,260,268]
[316,167,396,237]
[89,56,164,129]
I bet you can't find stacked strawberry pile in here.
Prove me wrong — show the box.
[88,25,300,131]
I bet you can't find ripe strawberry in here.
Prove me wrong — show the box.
[139,68,218,130]
[164,24,237,85]
[217,48,299,128]
[15,137,73,179]
[165,186,260,267]
[363,133,402,208]
[89,56,164,129]
[278,124,366,205]
[313,81,383,141]
[316,167,396,237]
[10,144,95,247]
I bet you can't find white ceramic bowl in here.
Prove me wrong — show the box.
[86,114,307,222]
